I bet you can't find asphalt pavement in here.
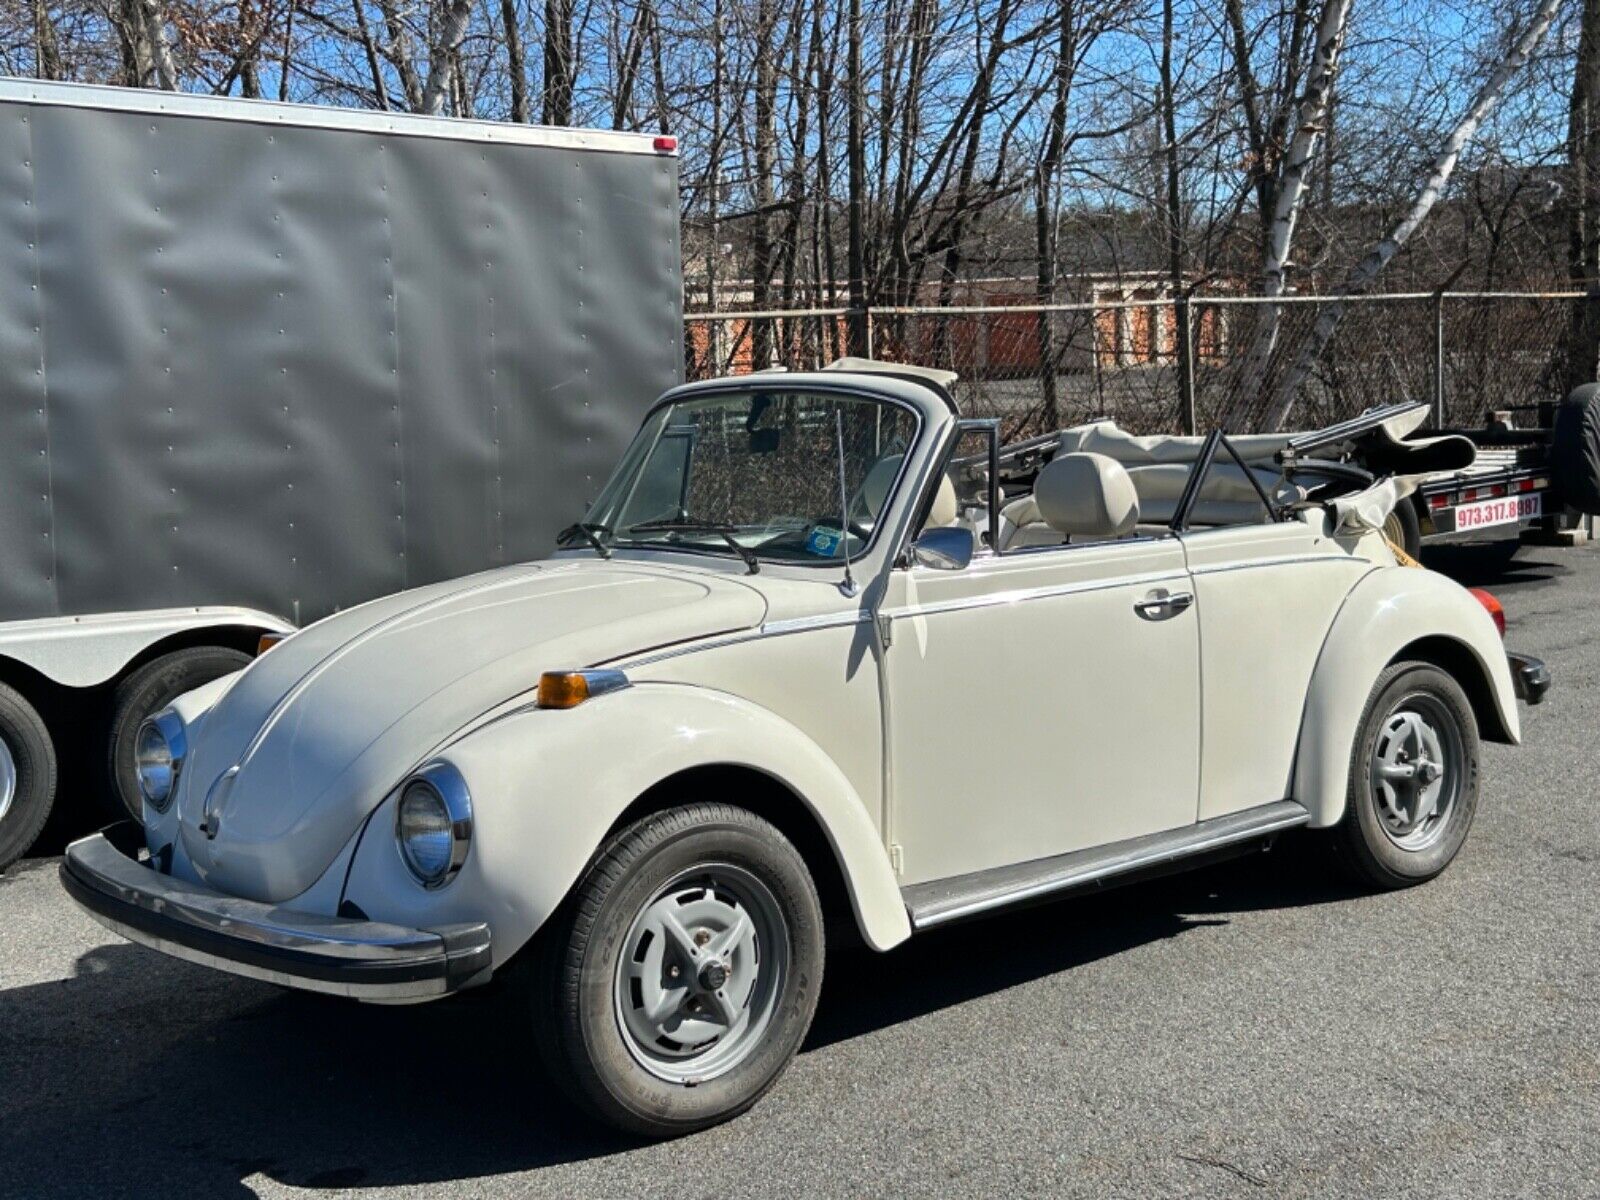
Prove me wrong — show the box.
[2,540,1596,1199]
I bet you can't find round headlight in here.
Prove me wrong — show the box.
[135,712,186,812]
[395,769,471,888]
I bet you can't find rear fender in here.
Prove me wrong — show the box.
[1294,566,1519,827]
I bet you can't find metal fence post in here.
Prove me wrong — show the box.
[864,307,875,360]
[1433,291,1445,427]
[1178,294,1196,435]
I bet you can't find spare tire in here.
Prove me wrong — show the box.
[1551,383,1600,516]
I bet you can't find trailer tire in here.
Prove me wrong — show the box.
[0,681,57,871]
[1551,383,1600,516]
[106,646,251,819]
[1382,498,1422,560]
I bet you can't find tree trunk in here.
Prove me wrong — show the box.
[1225,0,1351,429]
[137,0,181,90]
[352,0,393,109]
[543,0,575,124]
[420,0,474,115]
[378,0,425,110]
[33,0,63,80]
[1033,0,1076,430]
[1264,0,1563,430]
[1158,0,1193,433]
[749,0,779,369]
[502,0,530,121]
[1566,0,1600,394]
[846,0,868,355]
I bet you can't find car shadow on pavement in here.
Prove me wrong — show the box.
[807,833,1361,1051]
[0,838,1360,1196]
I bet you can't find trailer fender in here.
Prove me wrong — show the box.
[338,682,912,966]
[0,607,293,689]
[1293,566,1519,828]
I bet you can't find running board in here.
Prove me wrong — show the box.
[902,800,1310,931]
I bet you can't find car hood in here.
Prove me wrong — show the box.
[175,559,766,901]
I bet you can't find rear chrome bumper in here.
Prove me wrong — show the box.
[60,823,491,1001]
[1508,652,1551,706]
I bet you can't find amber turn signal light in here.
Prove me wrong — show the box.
[257,631,288,656]
[537,669,629,709]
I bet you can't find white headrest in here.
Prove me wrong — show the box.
[1034,452,1140,538]
[855,454,905,519]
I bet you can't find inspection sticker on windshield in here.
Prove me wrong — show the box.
[805,526,844,557]
[1454,492,1541,531]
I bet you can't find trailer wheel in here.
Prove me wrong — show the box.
[0,681,57,871]
[1552,383,1600,516]
[106,646,251,819]
[1382,498,1422,560]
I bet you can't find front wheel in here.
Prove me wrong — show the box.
[529,803,824,1136]
[1335,661,1480,888]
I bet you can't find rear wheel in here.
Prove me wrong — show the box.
[106,646,251,819]
[1335,662,1479,888]
[528,803,824,1136]
[0,681,57,871]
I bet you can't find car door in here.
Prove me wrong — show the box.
[1177,515,1375,821]
[878,535,1201,888]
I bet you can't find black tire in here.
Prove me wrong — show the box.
[1382,497,1423,560]
[1551,382,1600,516]
[529,803,824,1137]
[106,646,251,819]
[0,681,58,872]
[1334,662,1480,889]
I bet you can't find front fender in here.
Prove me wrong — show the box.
[339,682,911,967]
[1294,566,1519,827]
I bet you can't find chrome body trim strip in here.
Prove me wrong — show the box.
[1186,553,1372,577]
[882,568,1192,621]
[903,800,1310,930]
[60,826,491,1001]
[618,612,873,669]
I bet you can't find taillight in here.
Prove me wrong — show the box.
[1469,587,1506,638]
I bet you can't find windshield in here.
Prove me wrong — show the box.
[579,389,921,564]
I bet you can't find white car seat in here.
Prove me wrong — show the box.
[1001,452,1140,549]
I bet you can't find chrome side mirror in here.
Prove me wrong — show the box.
[910,526,974,570]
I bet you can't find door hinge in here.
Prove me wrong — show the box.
[889,843,904,874]
[877,614,893,647]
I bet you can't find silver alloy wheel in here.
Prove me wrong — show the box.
[613,863,789,1084]
[0,733,16,825]
[1370,692,1463,851]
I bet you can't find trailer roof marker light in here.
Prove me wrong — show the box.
[653,135,678,153]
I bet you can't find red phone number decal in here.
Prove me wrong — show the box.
[1454,492,1541,530]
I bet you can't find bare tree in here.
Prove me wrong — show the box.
[1265,0,1564,428]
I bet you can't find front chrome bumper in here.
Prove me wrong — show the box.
[60,823,491,1001]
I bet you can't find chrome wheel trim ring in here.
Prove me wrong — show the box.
[0,734,15,825]
[613,862,790,1085]
[1369,691,1463,852]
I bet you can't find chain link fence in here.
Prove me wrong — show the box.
[684,291,1585,438]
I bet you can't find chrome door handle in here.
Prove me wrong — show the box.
[1134,589,1194,620]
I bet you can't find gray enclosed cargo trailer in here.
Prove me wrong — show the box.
[0,79,683,866]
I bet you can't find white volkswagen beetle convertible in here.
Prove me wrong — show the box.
[63,360,1549,1135]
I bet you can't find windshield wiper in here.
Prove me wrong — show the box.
[624,518,760,574]
[556,522,612,558]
